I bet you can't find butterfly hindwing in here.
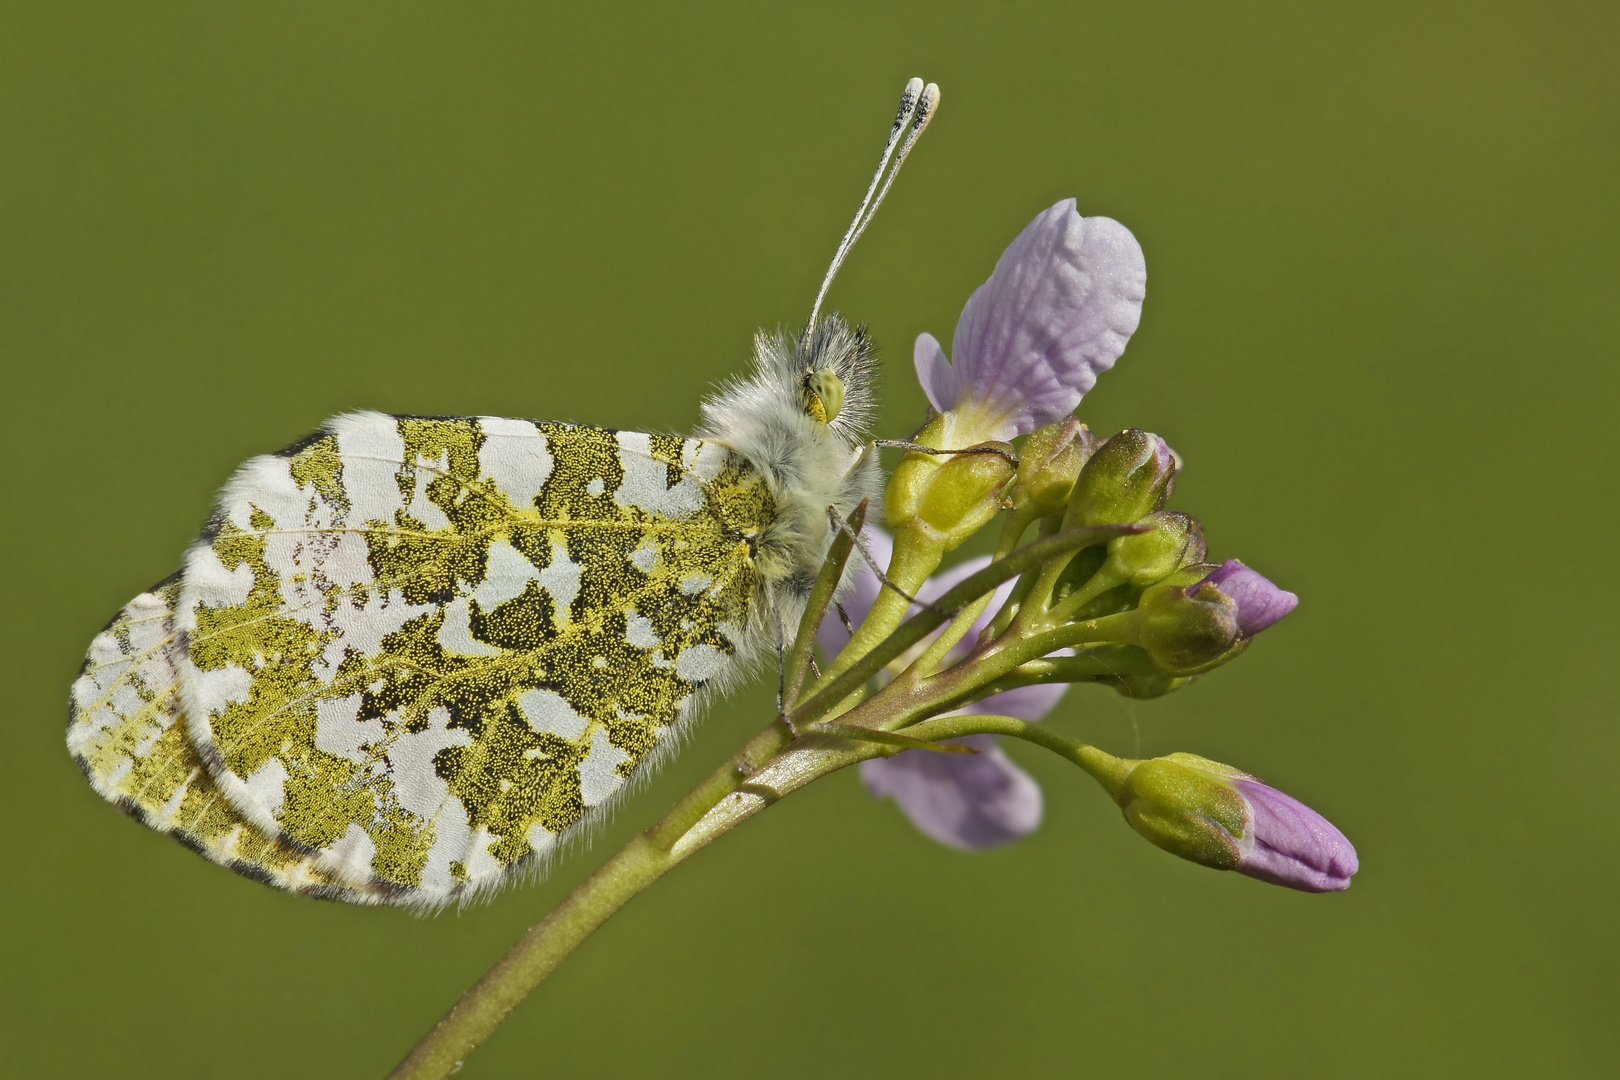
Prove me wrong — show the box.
[68,578,385,901]
[171,411,775,908]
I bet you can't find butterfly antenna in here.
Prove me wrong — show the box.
[806,78,941,336]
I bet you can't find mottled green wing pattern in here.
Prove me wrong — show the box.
[67,578,386,902]
[172,412,774,909]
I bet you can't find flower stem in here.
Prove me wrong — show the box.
[907,511,1034,676]
[386,721,795,1080]
[794,525,1137,725]
[1041,564,1127,627]
[899,713,1133,800]
[386,835,673,1080]
[988,513,1062,637]
[782,501,866,711]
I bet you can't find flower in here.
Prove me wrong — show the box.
[1114,753,1358,892]
[1195,560,1298,636]
[914,199,1146,445]
[822,529,1067,850]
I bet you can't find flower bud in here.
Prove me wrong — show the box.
[1114,753,1358,892]
[1134,578,1240,675]
[1011,417,1095,515]
[1103,510,1204,587]
[887,435,1017,553]
[1065,429,1177,527]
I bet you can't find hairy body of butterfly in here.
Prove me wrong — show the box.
[68,320,881,910]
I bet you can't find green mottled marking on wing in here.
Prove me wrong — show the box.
[178,413,775,906]
[68,580,382,901]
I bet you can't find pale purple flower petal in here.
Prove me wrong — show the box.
[913,332,954,419]
[1197,559,1298,636]
[860,735,1043,850]
[1233,777,1359,892]
[916,199,1146,439]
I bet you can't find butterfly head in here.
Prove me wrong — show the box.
[788,312,875,440]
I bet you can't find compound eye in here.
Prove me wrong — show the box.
[803,368,845,424]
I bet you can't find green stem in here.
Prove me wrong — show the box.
[386,836,672,1080]
[909,512,1032,678]
[1042,564,1127,627]
[821,521,943,683]
[782,501,865,711]
[987,513,1062,638]
[388,720,797,1080]
[898,713,1134,800]
[792,525,1137,727]
[1008,517,1141,637]
[818,614,1139,737]
[966,647,1154,694]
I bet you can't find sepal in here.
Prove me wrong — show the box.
[886,416,1016,553]
[1115,753,1247,870]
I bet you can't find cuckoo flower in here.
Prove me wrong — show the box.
[821,530,1067,850]
[914,198,1146,446]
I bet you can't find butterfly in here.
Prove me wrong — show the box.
[67,79,940,912]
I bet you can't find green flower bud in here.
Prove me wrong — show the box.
[1011,417,1095,515]
[1103,510,1205,587]
[1115,753,1249,870]
[1135,578,1240,675]
[1066,428,1177,527]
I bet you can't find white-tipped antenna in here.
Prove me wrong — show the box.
[806,78,941,333]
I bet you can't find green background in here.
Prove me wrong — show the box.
[3,3,1615,1077]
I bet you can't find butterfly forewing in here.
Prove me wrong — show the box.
[164,411,773,908]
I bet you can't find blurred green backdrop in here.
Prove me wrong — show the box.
[3,2,1616,1077]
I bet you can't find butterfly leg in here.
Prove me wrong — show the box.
[773,614,801,737]
[834,601,855,640]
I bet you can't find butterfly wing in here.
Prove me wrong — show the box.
[171,411,774,909]
[68,577,387,901]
